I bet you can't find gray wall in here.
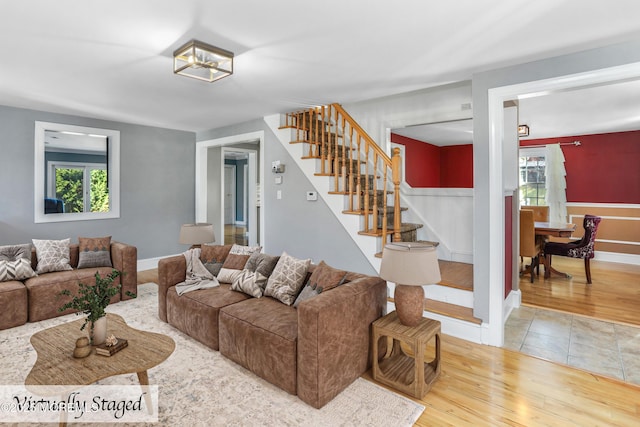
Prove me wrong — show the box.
[0,104,195,259]
[471,39,640,322]
[198,119,376,275]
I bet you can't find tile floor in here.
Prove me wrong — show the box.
[505,305,640,385]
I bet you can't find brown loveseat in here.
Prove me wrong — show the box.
[158,250,386,409]
[0,242,137,330]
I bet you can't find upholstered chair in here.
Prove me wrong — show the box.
[544,215,602,284]
[520,209,542,283]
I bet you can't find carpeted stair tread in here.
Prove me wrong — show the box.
[437,260,474,291]
[358,223,423,237]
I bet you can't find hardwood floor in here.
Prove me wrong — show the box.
[139,265,640,425]
[370,333,640,426]
[519,256,640,326]
[225,224,247,245]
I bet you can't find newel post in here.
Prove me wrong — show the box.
[391,147,402,242]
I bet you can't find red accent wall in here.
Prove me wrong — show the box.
[504,195,513,297]
[441,145,474,188]
[520,130,640,204]
[391,133,473,188]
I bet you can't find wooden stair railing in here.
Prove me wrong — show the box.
[283,103,402,248]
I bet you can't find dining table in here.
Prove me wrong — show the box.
[534,221,577,279]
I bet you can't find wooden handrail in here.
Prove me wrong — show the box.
[283,103,403,248]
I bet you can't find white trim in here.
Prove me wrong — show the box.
[566,202,640,209]
[594,250,640,265]
[137,254,180,272]
[486,60,640,347]
[503,290,521,324]
[195,132,264,247]
[243,164,249,226]
[223,164,236,225]
[34,121,120,223]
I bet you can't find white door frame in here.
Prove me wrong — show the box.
[224,164,236,225]
[195,131,264,247]
[486,61,640,346]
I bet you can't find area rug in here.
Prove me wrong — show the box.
[0,283,425,426]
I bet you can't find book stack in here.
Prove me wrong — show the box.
[95,338,128,356]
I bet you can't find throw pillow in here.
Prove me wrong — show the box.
[200,244,233,276]
[307,261,349,292]
[292,282,323,308]
[218,244,262,282]
[264,252,311,306]
[0,258,37,282]
[244,252,280,278]
[0,243,32,262]
[231,270,269,298]
[32,238,73,274]
[77,236,112,269]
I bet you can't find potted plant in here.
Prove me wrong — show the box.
[58,269,134,345]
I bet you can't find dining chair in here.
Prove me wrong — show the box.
[525,205,549,222]
[544,215,602,284]
[520,209,542,283]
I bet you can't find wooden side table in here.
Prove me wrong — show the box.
[372,311,441,399]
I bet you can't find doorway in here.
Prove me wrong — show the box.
[486,61,640,347]
[195,131,265,248]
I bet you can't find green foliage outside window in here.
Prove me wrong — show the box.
[90,169,109,212]
[55,168,84,213]
[55,167,109,213]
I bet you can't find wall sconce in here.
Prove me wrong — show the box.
[518,124,530,137]
[173,39,233,83]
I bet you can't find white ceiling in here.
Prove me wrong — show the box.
[2,1,640,133]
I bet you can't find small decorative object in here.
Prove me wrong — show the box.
[105,334,118,347]
[58,269,135,345]
[73,337,92,358]
[379,242,441,326]
[95,338,128,357]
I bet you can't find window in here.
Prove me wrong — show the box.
[34,121,120,223]
[48,162,109,213]
[519,148,546,206]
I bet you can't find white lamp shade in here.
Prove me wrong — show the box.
[379,242,441,286]
[179,223,215,245]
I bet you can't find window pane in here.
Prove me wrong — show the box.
[519,154,546,206]
[55,168,84,213]
[90,169,109,212]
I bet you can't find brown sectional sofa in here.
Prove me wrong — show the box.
[158,251,386,409]
[0,242,137,330]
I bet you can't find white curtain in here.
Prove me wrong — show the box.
[545,144,567,223]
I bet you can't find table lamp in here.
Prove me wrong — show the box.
[379,242,441,326]
[179,223,215,247]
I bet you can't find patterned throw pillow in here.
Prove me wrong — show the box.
[200,244,233,276]
[231,270,269,298]
[244,252,280,278]
[264,252,311,306]
[0,259,36,282]
[218,244,262,283]
[77,236,112,269]
[32,238,73,274]
[0,244,33,262]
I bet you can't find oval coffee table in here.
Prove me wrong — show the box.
[25,313,175,426]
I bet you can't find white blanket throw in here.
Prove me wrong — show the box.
[175,248,220,296]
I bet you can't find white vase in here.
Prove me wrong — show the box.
[90,316,107,346]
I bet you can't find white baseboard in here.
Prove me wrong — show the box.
[594,250,640,265]
[137,254,180,272]
[503,290,521,323]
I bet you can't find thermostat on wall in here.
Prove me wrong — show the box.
[306,191,318,201]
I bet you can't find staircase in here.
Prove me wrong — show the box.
[266,104,483,338]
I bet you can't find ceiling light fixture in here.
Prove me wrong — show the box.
[173,39,233,83]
